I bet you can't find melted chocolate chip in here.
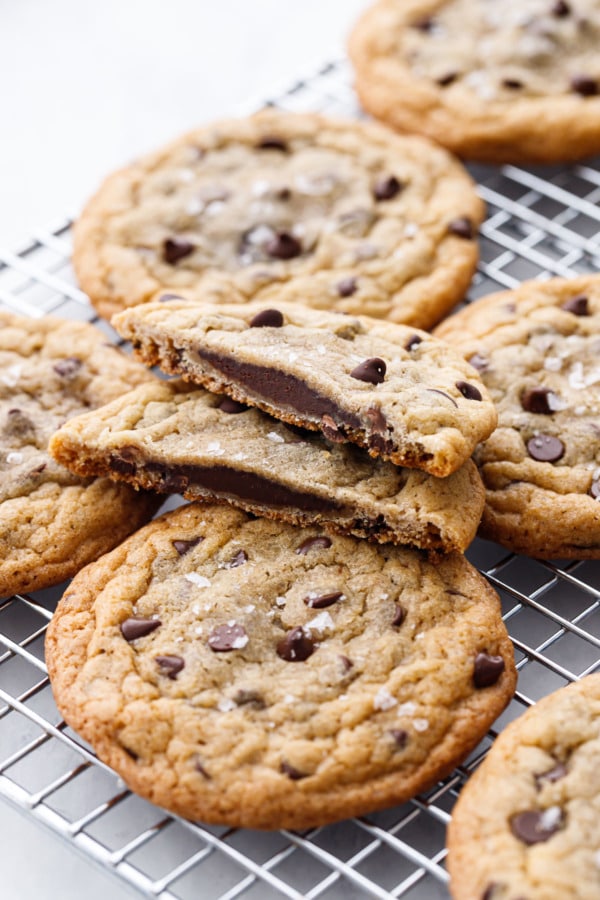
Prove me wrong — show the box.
[172,537,203,556]
[280,761,307,780]
[276,626,315,662]
[561,293,589,315]
[571,74,598,96]
[218,396,248,414]
[510,808,564,845]
[373,175,402,201]
[321,414,345,442]
[257,135,288,151]
[527,434,565,463]
[437,71,458,86]
[502,78,523,90]
[350,357,386,385]
[120,617,161,641]
[427,388,458,408]
[365,406,394,454]
[456,380,482,401]
[337,277,358,297]
[296,536,332,555]
[249,308,284,328]
[389,728,409,749]
[158,292,184,302]
[163,237,195,264]
[53,357,82,378]
[552,0,571,14]
[447,217,474,239]
[590,480,600,499]
[468,353,489,372]
[266,232,302,260]
[473,652,505,688]
[208,623,248,652]
[521,387,556,415]
[392,604,407,627]
[535,762,567,790]
[226,549,248,568]
[155,654,185,679]
[234,689,266,709]
[304,591,343,609]
[405,334,423,351]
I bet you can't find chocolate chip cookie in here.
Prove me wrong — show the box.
[113,299,497,477]
[435,275,600,558]
[447,675,600,900]
[73,109,483,327]
[46,502,516,830]
[49,378,485,553]
[349,0,600,163]
[0,310,161,596]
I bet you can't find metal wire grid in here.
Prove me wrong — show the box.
[1,56,600,900]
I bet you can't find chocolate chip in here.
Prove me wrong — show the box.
[208,623,248,652]
[350,357,386,385]
[552,0,570,14]
[427,388,458,408]
[257,135,288,151]
[527,434,565,462]
[234,689,266,709]
[503,78,523,90]
[120,617,161,641]
[510,808,564,845]
[158,292,184,302]
[561,293,589,315]
[296,536,332,555]
[194,757,211,779]
[590,480,600,499]
[412,15,434,31]
[437,71,458,86]
[53,357,82,378]
[473,652,505,688]
[265,232,302,260]
[218,396,248,414]
[155,654,185,679]
[456,380,482,401]
[571,75,598,96]
[337,277,358,297]
[405,334,423,351]
[468,353,489,372]
[304,591,343,609]
[249,308,284,328]
[280,761,307,780]
[482,885,505,900]
[392,604,406,627]
[389,728,409,749]
[339,655,354,672]
[4,408,35,437]
[535,762,567,790]
[225,549,248,568]
[163,237,195,264]
[276,626,315,662]
[321,414,345,442]
[373,175,402,201]
[447,217,474,239]
[521,387,556,415]
[172,537,203,556]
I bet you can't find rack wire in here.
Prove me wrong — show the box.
[1,56,600,899]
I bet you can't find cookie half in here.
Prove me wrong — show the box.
[447,675,600,900]
[49,379,485,554]
[435,275,600,558]
[0,311,161,595]
[73,109,483,326]
[113,299,497,477]
[46,502,516,830]
[349,0,600,163]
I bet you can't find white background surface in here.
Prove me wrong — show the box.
[0,1,367,897]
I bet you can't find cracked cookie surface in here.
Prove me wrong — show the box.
[49,378,485,554]
[73,109,483,326]
[435,275,600,558]
[113,299,496,477]
[0,310,161,595]
[447,675,600,900]
[349,0,600,162]
[46,502,516,830]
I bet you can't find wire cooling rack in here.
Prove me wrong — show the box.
[2,56,600,900]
